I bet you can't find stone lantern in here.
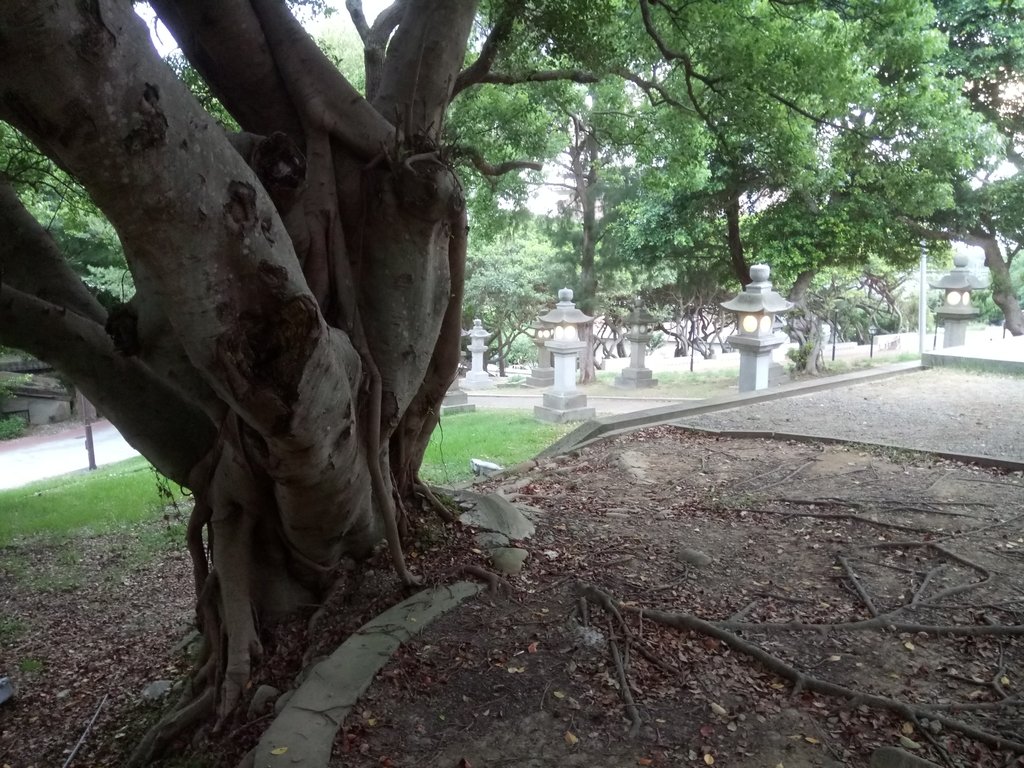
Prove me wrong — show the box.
[613,297,658,389]
[534,288,596,423]
[930,254,986,348]
[524,316,555,388]
[462,319,494,389]
[720,264,793,392]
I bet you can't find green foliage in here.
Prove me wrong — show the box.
[786,344,814,374]
[0,415,26,441]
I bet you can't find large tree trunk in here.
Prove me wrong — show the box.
[978,236,1024,335]
[0,0,475,760]
[570,119,600,383]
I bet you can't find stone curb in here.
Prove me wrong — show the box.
[249,581,483,768]
[537,361,924,458]
[675,426,1024,472]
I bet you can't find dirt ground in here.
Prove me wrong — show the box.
[2,379,1024,766]
[332,428,1024,768]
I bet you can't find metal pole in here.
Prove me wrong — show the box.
[831,313,837,361]
[77,390,97,471]
[870,333,875,359]
[918,241,927,355]
[84,423,97,470]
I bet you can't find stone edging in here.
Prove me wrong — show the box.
[248,581,483,767]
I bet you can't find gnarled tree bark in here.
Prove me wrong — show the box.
[0,0,476,761]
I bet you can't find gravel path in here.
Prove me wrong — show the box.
[677,367,1024,462]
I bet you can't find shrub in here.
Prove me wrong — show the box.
[0,414,27,441]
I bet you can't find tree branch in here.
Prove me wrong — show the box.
[149,0,303,138]
[0,285,215,485]
[452,1,525,97]
[0,177,107,325]
[250,0,394,158]
[456,146,542,176]
[470,69,601,88]
[348,0,408,102]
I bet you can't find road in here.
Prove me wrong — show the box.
[0,420,140,491]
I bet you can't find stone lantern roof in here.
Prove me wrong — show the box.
[538,288,593,326]
[720,264,794,315]
[929,254,988,292]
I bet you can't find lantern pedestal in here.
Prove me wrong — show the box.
[613,333,657,389]
[526,366,555,388]
[935,311,977,348]
[730,333,787,393]
[613,366,657,389]
[526,346,555,388]
[534,391,595,423]
[441,378,475,415]
[534,339,595,424]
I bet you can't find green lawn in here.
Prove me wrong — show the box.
[0,457,181,545]
[420,409,573,486]
[0,412,569,543]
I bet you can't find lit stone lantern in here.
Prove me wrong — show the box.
[613,297,658,389]
[930,254,986,348]
[462,319,494,389]
[525,316,555,388]
[534,288,596,423]
[721,264,793,392]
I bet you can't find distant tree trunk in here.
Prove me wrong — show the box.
[568,114,600,383]
[787,269,825,374]
[725,189,749,285]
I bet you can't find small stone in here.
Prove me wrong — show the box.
[490,547,529,574]
[677,548,713,568]
[248,684,280,719]
[459,493,536,540]
[473,531,510,549]
[141,680,173,702]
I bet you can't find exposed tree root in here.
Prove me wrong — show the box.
[127,687,216,767]
[414,479,457,523]
[445,564,510,594]
[575,581,1024,755]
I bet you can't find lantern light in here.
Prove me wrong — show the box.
[946,290,962,306]
[741,314,759,333]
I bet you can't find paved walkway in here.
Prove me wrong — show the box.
[0,420,139,490]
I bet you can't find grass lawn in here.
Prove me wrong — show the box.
[0,457,181,545]
[420,409,573,486]
[0,411,570,543]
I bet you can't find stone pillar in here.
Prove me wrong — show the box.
[441,378,475,415]
[526,344,554,388]
[534,337,595,423]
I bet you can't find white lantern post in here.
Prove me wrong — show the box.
[930,254,986,348]
[720,264,793,392]
[462,319,494,389]
[534,288,596,423]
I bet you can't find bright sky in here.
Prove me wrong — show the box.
[136,1,390,57]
